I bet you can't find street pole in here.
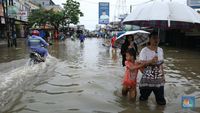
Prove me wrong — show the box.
[4,0,12,47]
[130,5,132,13]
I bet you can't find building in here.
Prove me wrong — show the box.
[9,0,31,38]
[0,0,62,45]
[29,0,55,7]
[0,0,35,45]
[0,0,15,42]
[44,5,62,12]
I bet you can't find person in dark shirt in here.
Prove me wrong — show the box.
[121,35,138,67]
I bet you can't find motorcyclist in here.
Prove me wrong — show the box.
[28,30,49,58]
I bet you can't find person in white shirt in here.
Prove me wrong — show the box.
[139,31,166,105]
[100,10,109,23]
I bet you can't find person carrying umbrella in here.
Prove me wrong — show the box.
[139,31,166,105]
[121,35,138,67]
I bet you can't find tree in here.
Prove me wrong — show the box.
[28,0,83,32]
[48,10,65,32]
[28,8,48,28]
[28,8,64,32]
[63,0,83,30]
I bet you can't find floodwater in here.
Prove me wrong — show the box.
[0,38,200,113]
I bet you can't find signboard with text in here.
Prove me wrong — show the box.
[18,11,27,16]
[99,2,109,24]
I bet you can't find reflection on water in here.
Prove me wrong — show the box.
[0,39,27,64]
[0,38,199,113]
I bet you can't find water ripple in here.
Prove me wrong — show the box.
[29,89,84,95]
[47,83,79,87]
[68,108,80,111]
[23,108,39,112]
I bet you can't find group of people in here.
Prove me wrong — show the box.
[27,30,86,61]
[120,31,166,105]
[27,29,166,105]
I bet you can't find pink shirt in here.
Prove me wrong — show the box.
[122,61,138,88]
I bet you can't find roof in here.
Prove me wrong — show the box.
[44,5,63,12]
[26,1,40,10]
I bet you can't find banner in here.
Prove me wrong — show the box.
[187,0,200,8]
[7,5,18,18]
[99,2,109,24]
[19,11,27,16]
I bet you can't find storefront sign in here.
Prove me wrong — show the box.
[7,5,18,18]
[18,10,27,16]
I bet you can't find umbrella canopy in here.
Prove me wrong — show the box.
[114,30,150,47]
[123,0,200,29]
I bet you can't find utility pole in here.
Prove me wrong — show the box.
[114,0,127,21]
[114,0,128,30]
[130,5,132,13]
[5,0,16,47]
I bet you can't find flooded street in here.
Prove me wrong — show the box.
[0,38,200,113]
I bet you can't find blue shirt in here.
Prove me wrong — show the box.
[79,34,85,41]
[28,35,49,49]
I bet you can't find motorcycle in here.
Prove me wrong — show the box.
[29,51,45,64]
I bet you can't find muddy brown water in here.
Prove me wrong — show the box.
[0,38,199,113]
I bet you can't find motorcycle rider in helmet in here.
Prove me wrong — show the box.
[28,30,49,59]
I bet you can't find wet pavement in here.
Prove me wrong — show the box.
[0,38,200,113]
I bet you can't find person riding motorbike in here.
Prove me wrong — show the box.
[28,30,49,61]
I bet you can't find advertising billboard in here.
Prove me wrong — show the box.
[99,2,109,24]
[187,0,200,8]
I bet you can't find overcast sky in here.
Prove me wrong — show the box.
[52,0,187,30]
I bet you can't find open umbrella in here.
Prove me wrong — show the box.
[123,0,200,29]
[114,30,150,47]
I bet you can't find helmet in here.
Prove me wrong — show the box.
[32,30,39,36]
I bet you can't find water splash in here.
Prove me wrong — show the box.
[0,55,58,112]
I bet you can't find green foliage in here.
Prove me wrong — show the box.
[28,0,83,31]
[48,10,65,30]
[28,8,47,27]
[63,0,83,25]
[28,8,64,31]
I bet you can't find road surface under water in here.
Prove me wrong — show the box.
[0,38,200,113]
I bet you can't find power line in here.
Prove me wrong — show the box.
[78,0,152,7]
[80,19,98,21]
[131,0,154,6]
[78,0,98,5]
[77,0,184,6]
